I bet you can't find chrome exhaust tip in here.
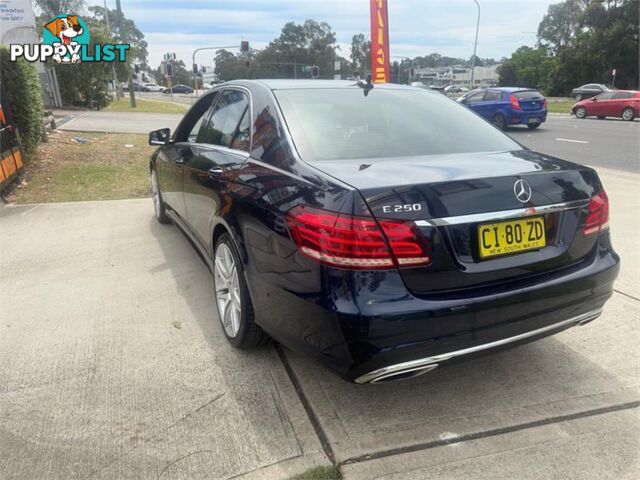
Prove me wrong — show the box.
[369,364,439,384]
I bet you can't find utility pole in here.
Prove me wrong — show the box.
[115,0,135,108]
[470,0,481,89]
[103,0,119,100]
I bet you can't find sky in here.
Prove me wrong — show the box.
[92,0,557,68]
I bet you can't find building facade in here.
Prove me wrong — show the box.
[414,64,501,88]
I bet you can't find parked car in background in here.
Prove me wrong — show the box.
[444,85,469,94]
[162,84,194,94]
[570,84,610,101]
[410,81,428,89]
[572,90,639,121]
[148,80,618,384]
[122,83,144,92]
[143,82,163,92]
[428,85,446,93]
[459,87,548,129]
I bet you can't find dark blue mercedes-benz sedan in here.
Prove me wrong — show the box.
[148,80,619,384]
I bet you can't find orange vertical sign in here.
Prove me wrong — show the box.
[370,0,390,83]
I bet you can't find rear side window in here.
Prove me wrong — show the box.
[612,92,632,99]
[483,91,502,101]
[514,90,542,100]
[198,89,249,148]
[275,88,521,161]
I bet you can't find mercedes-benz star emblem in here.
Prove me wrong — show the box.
[514,179,532,203]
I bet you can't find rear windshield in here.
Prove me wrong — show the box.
[513,90,543,100]
[274,88,521,161]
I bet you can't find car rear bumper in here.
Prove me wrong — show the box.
[249,242,619,383]
[355,307,603,383]
[510,109,548,124]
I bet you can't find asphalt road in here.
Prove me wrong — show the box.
[507,115,639,173]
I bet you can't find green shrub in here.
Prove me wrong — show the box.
[0,45,44,155]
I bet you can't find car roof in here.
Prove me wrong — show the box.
[490,87,538,93]
[224,79,433,92]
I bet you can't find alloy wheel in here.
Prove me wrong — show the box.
[214,243,242,338]
[622,108,634,121]
[575,107,587,119]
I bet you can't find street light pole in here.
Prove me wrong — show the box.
[470,0,480,89]
[191,45,242,98]
[103,0,119,100]
[115,0,135,108]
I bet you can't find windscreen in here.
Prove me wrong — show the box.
[274,88,521,161]
[513,90,543,100]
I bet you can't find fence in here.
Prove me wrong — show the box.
[0,103,24,193]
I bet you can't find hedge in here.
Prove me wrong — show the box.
[0,46,44,156]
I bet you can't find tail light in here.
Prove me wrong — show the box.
[584,191,609,236]
[543,98,548,109]
[510,95,521,110]
[286,206,431,269]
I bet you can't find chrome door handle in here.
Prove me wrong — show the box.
[208,167,223,177]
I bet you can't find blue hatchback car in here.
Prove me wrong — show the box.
[458,87,548,130]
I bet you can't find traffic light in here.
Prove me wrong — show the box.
[192,63,198,74]
[240,41,250,53]
[165,63,173,77]
[311,66,320,79]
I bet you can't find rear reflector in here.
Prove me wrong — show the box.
[286,206,431,269]
[584,191,609,236]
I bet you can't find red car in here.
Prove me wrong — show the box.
[572,90,639,121]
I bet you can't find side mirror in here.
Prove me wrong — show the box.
[149,128,171,146]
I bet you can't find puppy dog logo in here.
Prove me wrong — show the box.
[43,14,90,63]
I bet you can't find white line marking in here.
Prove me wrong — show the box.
[555,137,589,144]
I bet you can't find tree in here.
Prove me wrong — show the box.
[210,19,340,81]
[350,33,371,76]
[501,0,639,93]
[87,6,149,66]
[33,0,86,17]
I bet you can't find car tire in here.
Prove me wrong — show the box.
[493,113,507,130]
[622,107,635,121]
[527,122,541,129]
[575,107,587,119]
[213,233,268,349]
[151,168,170,224]
[575,94,583,101]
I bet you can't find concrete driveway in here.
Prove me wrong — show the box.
[0,200,327,479]
[1,168,638,479]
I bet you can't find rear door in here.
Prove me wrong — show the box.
[590,92,616,116]
[474,90,502,119]
[610,92,633,116]
[182,88,251,249]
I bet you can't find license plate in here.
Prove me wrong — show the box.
[478,217,546,259]
[528,118,540,124]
